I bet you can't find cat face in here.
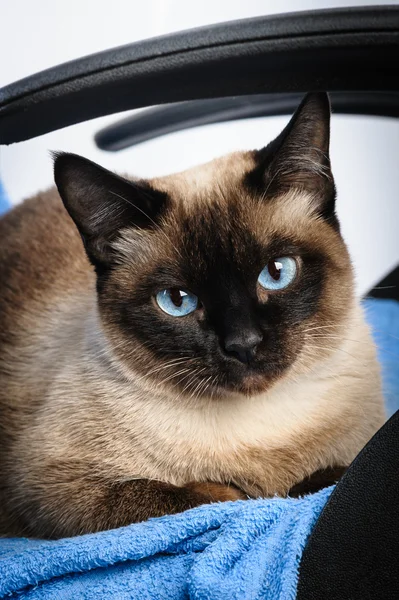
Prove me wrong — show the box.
[54,93,354,398]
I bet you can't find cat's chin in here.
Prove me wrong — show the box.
[210,371,278,398]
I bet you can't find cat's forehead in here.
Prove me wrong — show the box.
[149,150,322,248]
[149,151,257,204]
[117,150,339,272]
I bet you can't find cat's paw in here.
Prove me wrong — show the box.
[186,481,247,503]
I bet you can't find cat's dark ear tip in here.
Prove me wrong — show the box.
[301,92,331,116]
[52,152,99,191]
[52,151,76,177]
[52,151,86,173]
[53,151,71,189]
[52,151,67,176]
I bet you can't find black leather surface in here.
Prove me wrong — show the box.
[368,265,399,302]
[1,6,399,144]
[95,92,399,151]
[298,408,399,599]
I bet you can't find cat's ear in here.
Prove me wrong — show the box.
[53,153,167,268]
[250,92,336,220]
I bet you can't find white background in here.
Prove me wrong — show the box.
[1,0,398,295]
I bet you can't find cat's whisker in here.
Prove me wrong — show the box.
[198,377,215,404]
[157,368,194,386]
[172,367,208,401]
[155,368,197,390]
[178,368,208,397]
[108,339,157,355]
[203,378,214,396]
[299,347,348,383]
[134,357,193,382]
[188,377,208,401]
[195,379,213,403]
[139,356,191,368]
[188,374,213,402]
[209,380,220,406]
[310,334,399,361]
[306,343,367,366]
[367,328,399,343]
[185,369,207,391]
[305,322,399,344]
[302,324,338,333]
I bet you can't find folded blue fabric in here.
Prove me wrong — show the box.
[0,298,398,600]
[0,490,332,600]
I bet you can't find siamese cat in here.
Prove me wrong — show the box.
[0,93,384,539]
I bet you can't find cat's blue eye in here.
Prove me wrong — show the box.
[258,257,297,291]
[156,288,198,317]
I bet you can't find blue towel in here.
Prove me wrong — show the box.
[0,298,398,599]
[364,298,399,417]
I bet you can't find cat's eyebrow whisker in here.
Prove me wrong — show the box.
[109,190,183,259]
[263,165,283,199]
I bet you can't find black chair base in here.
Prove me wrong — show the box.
[298,409,399,599]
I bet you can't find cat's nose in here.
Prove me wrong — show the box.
[223,330,263,364]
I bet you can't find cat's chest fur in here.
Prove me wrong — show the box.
[54,326,381,498]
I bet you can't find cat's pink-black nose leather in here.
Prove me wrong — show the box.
[224,330,263,364]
